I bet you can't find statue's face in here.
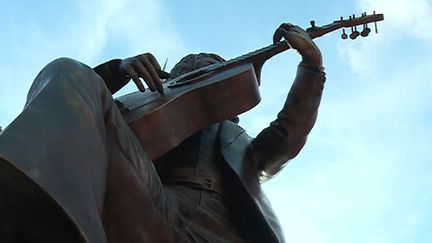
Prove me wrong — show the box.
[169,53,225,80]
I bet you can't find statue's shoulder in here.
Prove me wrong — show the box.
[219,121,252,149]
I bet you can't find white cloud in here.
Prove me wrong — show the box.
[357,0,432,42]
[102,0,185,58]
[0,0,185,127]
[336,0,432,77]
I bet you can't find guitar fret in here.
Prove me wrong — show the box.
[204,44,281,72]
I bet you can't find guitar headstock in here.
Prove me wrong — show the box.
[307,11,384,40]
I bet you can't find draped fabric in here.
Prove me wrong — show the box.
[0,58,249,243]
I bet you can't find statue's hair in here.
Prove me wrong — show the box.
[169,53,225,80]
[169,53,239,124]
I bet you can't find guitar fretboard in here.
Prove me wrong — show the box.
[202,41,290,72]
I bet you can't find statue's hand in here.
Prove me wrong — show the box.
[273,23,322,66]
[119,53,170,93]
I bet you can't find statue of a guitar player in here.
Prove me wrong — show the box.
[0,23,324,243]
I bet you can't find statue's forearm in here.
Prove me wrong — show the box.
[252,64,325,179]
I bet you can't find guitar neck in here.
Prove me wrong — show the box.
[169,12,384,83]
[207,41,291,72]
[198,26,321,74]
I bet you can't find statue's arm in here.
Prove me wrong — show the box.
[251,24,325,180]
[252,65,325,179]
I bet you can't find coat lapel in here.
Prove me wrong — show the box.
[219,121,285,243]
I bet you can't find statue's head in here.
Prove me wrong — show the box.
[169,53,225,80]
[168,53,239,124]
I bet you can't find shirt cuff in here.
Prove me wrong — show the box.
[298,62,325,74]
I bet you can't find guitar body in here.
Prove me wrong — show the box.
[116,64,261,160]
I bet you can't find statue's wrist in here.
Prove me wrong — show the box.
[301,53,322,66]
[299,61,325,74]
[300,46,322,66]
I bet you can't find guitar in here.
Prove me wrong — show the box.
[115,12,384,160]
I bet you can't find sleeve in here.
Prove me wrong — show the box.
[251,63,326,182]
[93,59,130,94]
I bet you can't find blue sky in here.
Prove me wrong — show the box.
[1,0,432,242]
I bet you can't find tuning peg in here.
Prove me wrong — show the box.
[340,17,348,39]
[373,11,379,33]
[310,20,316,28]
[361,25,371,37]
[350,29,360,39]
[374,21,379,34]
[359,13,370,37]
[341,29,348,39]
[348,15,359,39]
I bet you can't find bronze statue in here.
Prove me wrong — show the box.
[0,23,324,243]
